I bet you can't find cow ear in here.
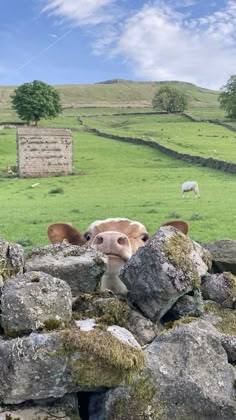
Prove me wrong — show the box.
[161,220,189,235]
[47,222,86,245]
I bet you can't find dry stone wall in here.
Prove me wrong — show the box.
[17,127,73,178]
[85,126,236,174]
[0,234,236,418]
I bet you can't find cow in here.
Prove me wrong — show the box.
[47,217,188,295]
[182,181,200,198]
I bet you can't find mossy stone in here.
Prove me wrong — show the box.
[107,375,165,420]
[203,301,236,335]
[60,327,144,388]
[73,293,130,327]
[162,232,200,289]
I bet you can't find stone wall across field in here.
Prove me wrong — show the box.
[85,126,236,174]
[17,127,73,178]
[184,113,236,133]
[0,232,236,419]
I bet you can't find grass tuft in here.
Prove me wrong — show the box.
[48,187,64,194]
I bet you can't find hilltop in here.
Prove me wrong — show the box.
[0,80,219,109]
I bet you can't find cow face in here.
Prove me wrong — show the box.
[84,218,149,280]
[47,217,188,295]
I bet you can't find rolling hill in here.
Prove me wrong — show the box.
[0,80,222,120]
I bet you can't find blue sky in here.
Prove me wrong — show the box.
[1,0,236,89]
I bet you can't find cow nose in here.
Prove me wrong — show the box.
[92,232,130,254]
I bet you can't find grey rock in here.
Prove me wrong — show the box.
[0,394,79,419]
[107,325,141,349]
[201,272,236,308]
[0,239,24,285]
[145,320,236,419]
[205,240,236,275]
[0,324,143,404]
[120,226,209,321]
[126,308,163,347]
[1,271,72,335]
[104,320,236,420]
[0,331,71,404]
[75,318,97,331]
[167,290,203,320]
[25,243,108,296]
[221,334,236,363]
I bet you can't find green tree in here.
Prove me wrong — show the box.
[11,80,62,125]
[218,75,236,119]
[152,85,188,113]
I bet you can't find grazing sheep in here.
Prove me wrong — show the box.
[182,181,200,198]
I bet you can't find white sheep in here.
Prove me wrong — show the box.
[182,181,200,198]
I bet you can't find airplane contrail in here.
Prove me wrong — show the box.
[16,29,73,71]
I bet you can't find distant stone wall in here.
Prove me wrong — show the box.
[17,128,73,178]
[85,127,236,175]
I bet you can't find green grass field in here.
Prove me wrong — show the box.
[0,128,235,250]
[81,114,236,163]
[0,80,235,250]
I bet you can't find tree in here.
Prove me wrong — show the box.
[152,85,188,113]
[218,75,236,119]
[11,80,62,125]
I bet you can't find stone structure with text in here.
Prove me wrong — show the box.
[17,127,73,178]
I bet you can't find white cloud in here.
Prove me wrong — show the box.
[42,0,236,89]
[114,1,236,89]
[49,33,58,38]
[42,0,118,25]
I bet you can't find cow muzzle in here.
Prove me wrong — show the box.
[91,231,132,266]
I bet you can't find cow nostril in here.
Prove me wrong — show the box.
[117,236,127,246]
[96,236,103,245]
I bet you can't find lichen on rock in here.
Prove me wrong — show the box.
[202,300,236,335]
[1,271,73,336]
[162,232,201,289]
[0,239,24,284]
[106,375,164,420]
[201,272,236,308]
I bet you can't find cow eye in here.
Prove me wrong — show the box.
[84,232,91,241]
[140,233,149,242]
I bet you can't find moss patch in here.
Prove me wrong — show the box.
[0,257,17,281]
[107,375,165,420]
[223,272,236,298]
[43,319,63,331]
[61,327,144,388]
[3,328,21,338]
[162,232,200,288]
[5,415,21,420]
[164,316,199,330]
[203,301,236,335]
[73,294,130,327]
[201,248,212,270]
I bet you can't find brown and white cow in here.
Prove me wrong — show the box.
[47,217,188,295]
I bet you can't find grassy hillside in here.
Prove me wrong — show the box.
[0,80,235,248]
[0,128,235,248]
[0,80,224,120]
[80,114,236,163]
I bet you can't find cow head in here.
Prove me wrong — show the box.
[47,217,188,295]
